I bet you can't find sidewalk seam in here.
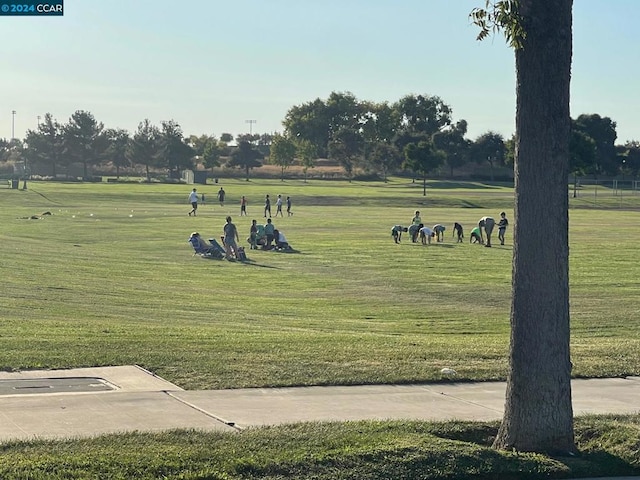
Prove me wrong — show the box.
[163,391,243,431]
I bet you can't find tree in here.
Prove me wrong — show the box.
[403,140,445,196]
[63,110,109,180]
[620,141,640,179]
[569,125,596,197]
[573,113,617,176]
[269,133,296,181]
[220,133,234,143]
[368,142,402,182]
[433,119,471,177]
[128,119,160,183]
[156,120,195,178]
[227,140,263,181]
[328,127,363,181]
[295,138,317,183]
[472,0,575,453]
[472,131,506,181]
[105,128,130,179]
[202,137,223,173]
[23,113,65,177]
[393,94,452,151]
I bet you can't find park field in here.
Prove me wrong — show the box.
[0,178,639,390]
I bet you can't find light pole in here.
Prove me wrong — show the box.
[11,110,16,139]
[245,119,257,136]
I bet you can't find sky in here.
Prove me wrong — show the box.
[1,0,639,144]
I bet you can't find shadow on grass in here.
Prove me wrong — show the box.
[461,200,484,208]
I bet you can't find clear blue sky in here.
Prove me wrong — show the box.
[1,0,638,143]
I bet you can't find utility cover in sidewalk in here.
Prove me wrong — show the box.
[0,377,115,396]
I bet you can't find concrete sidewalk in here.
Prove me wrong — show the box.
[0,366,638,442]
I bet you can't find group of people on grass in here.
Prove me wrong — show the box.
[189,216,292,262]
[187,187,293,219]
[263,194,292,218]
[392,210,509,247]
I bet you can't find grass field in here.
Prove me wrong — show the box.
[1,178,639,478]
[1,178,638,390]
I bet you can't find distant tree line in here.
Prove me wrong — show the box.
[1,94,638,186]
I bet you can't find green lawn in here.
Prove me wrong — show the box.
[1,179,639,479]
[1,179,639,389]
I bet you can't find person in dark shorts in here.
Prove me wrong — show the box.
[240,196,247,216]
[188,188,198,216]
[497,211,509,245]
[264,195,271,218]
[286,196,293,216]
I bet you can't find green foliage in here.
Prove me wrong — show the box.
[269,133,297,180]
[63,110,109,180]
[227,141,264,180]
[403,141,446,195]
[470,0,526,49]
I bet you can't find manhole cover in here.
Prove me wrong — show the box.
[0,377,115,396]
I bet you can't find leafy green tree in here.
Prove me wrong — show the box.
[295,138,317,183]
[128,119,160,183]
[433,119,471,177]
[23,113,65,177]
[573,113,617,176]
[393,94,452,150]
[220,133,234,143]
[202,137,223,173]
[403,140,445,196]
[328,127,363,181]
[63,110,109,179]
[367,142,402,182]
[620,141,640,179]
[156,120,195,178]
[569,125,596,197]
[227,140,263,181]
[105,128,131,179]
[472,0,575,453]
[472,131,506,181]
[269,133,296,181]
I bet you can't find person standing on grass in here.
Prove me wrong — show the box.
[275,194,284,217]
[188,188,198,216]
[286,196,293,216]
[409,210,422,242]
[478,216,495,247]
[223,216,240,260]
[497,211,509,245]
[264,194,271,218]
[217,187,226,207]
[240,195,248,216]
[264,218,275,248]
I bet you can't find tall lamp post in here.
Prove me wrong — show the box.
[11,110,16,139]
[245,119,257,136]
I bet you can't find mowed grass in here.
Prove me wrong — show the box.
[0,179,639,390]
[0,417,639,479]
